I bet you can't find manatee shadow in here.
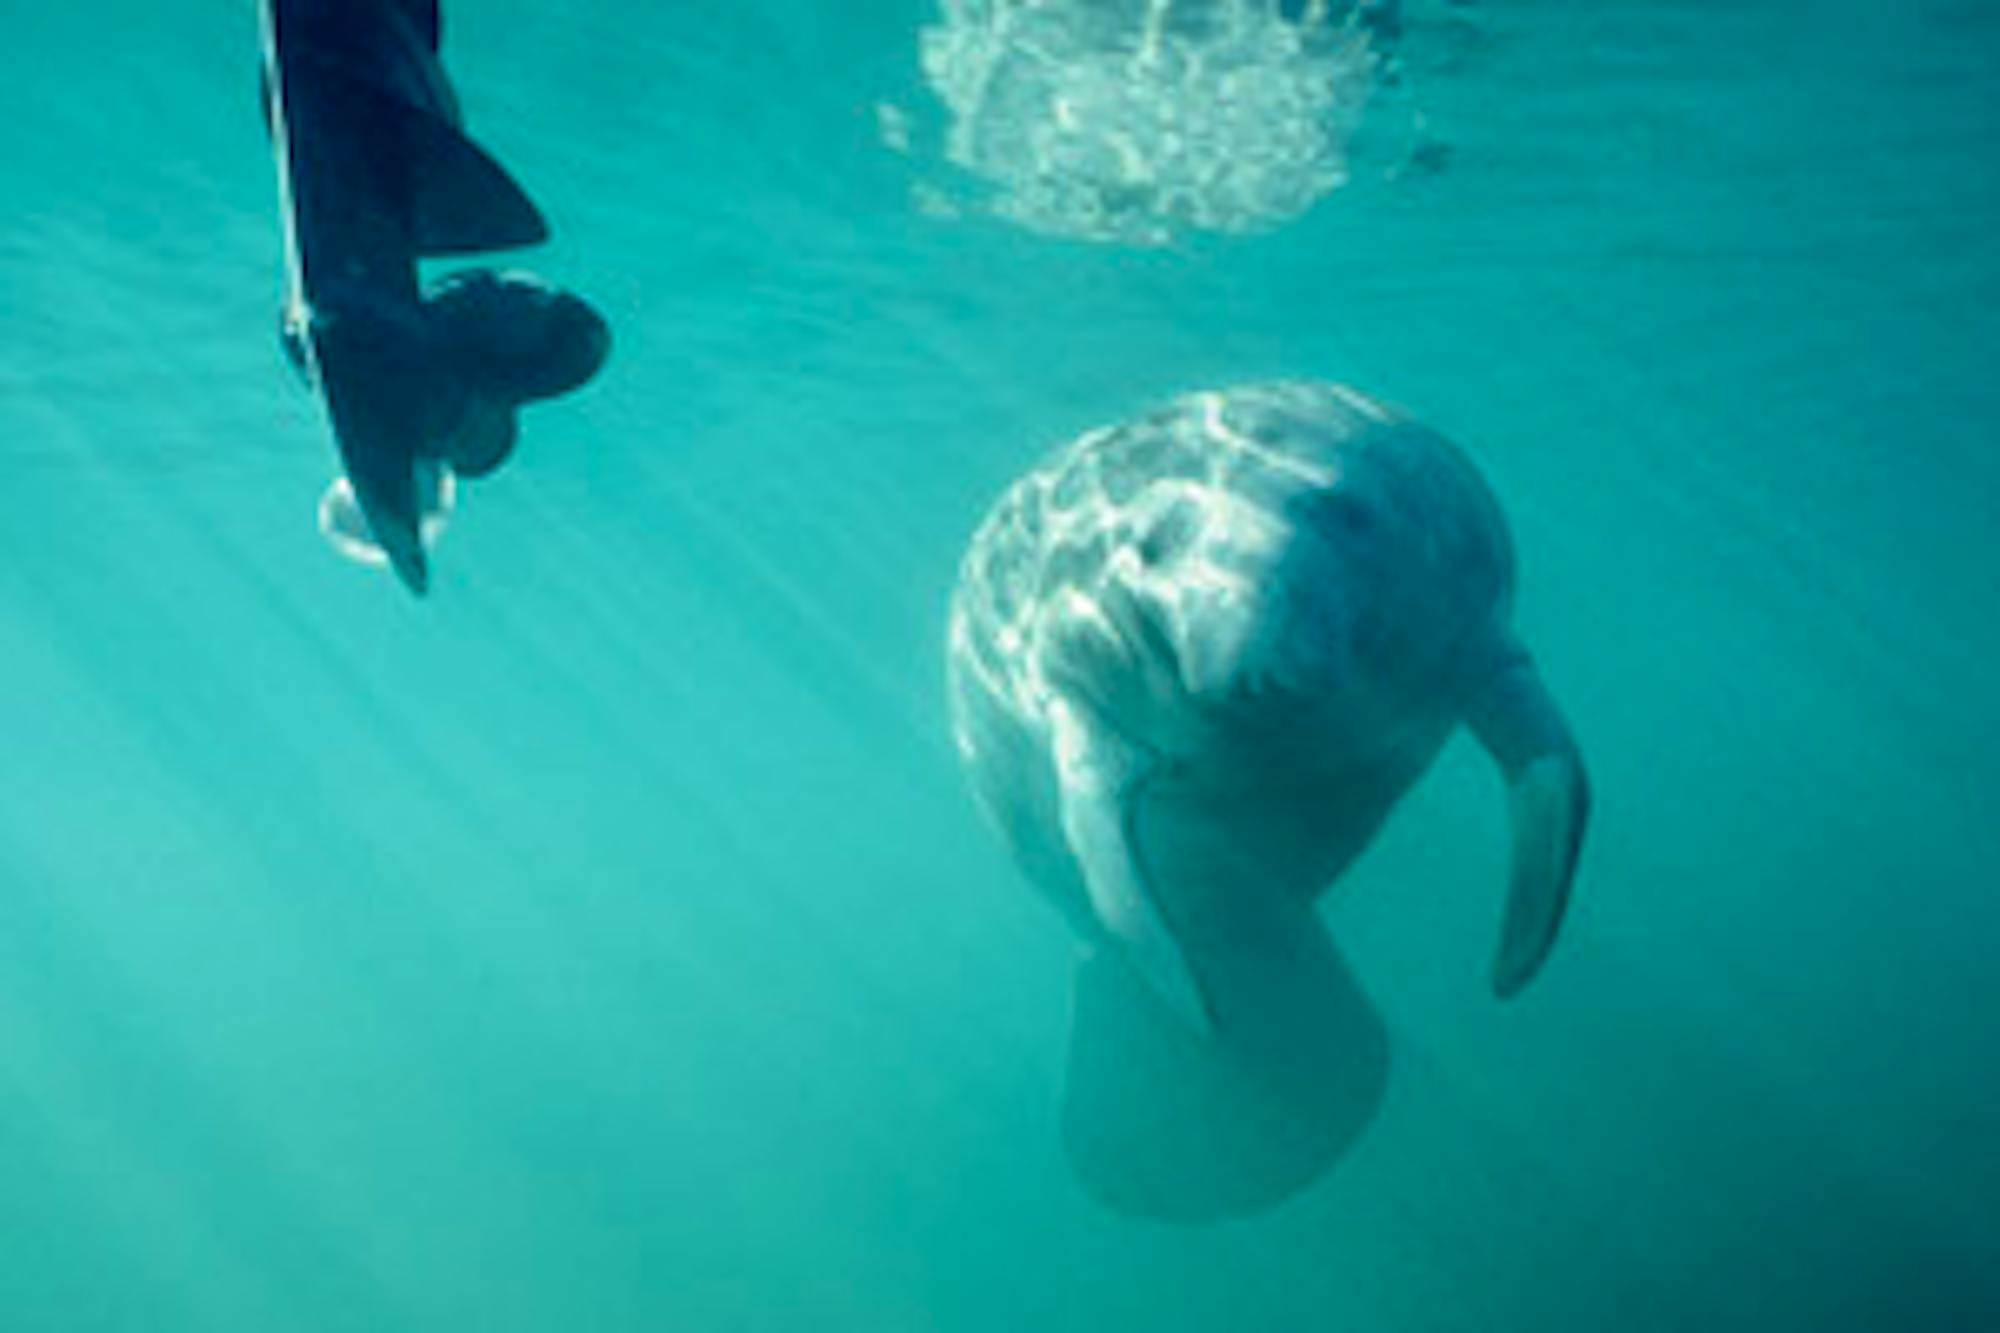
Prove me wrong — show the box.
[1060,911,1389,1223]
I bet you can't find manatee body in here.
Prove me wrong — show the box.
[947,380,1589,1043]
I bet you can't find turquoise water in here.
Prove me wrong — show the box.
[4,1,1998,1328]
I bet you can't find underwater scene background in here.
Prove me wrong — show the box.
[2,0,1998,1328]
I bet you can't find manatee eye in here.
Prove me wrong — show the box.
[1249,421,1289,447]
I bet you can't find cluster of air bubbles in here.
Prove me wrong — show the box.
[909,0,1390,245]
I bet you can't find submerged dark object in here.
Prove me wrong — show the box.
[260,0,608,593]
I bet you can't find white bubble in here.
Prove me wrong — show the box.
[316,460,456,570]
[915,0,1382,244]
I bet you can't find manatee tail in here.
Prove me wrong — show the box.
[1466,640,1590,998]
[1061,896,1388,1221]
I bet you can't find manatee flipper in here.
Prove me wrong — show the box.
[1047,698,1216,1037]
[1467,641,1590,998]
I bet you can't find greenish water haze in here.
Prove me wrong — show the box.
[3,1,1998,1328]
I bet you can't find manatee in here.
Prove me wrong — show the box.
[946,381,1588,1215]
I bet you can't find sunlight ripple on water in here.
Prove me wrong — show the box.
[914,0,1383,244]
